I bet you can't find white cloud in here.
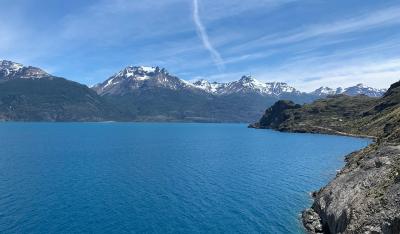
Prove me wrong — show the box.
[192,0,224,70]
[201,33,400,91]
[0,0,399,91]
[229,5,400,53]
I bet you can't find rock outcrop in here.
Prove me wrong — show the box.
[303,144,400,233]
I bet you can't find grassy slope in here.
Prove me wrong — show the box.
[252,81,400,143]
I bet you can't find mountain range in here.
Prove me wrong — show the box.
[0,60,388,122]
[92,65,302,97]
[311,84,386,97]
[93,65,386,98]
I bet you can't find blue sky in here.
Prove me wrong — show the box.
[1,0,399,91]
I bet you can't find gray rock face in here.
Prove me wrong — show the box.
[304,144,400,233]
[302,208,325,233]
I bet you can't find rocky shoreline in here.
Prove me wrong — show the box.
[250,81,400,233]
[301,142,400,233]
[251,126,400,233]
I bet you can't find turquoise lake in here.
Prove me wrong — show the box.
[0,123,371,233]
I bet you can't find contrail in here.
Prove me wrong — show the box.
[193,0,224,70]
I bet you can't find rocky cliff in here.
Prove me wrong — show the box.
[251,81,400,233]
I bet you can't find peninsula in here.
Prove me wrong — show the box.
[250,81,400,233]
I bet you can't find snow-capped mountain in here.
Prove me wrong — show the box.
[3,60,384,99]
[311,84,386,97]
[192,79,226,94]
[192,75,300,96]
[0,60,49,80]
[95,67,301,97]
[222,75,272,95]
[342,83,386,97]
[265,81,299,96]
[96,66,386,98]
[93,66,195,95]
[310,87,337,96]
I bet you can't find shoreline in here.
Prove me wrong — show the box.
[251,124,400,233]
[249,124,378,233]
[249,124,378,140]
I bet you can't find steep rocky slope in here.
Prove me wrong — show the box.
[251,81,400,233]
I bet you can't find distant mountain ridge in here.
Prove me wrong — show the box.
[192,76,299,96]
[0,60,390,122]
[1,60,386,98]
[93,66,302,97]
[311,83,386,97]
[94,65,385,98]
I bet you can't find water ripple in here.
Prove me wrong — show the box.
[0,123,370,233]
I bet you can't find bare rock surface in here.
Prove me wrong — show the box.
[304,144,400,233]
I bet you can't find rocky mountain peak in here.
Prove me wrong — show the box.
[115,66,161,80]
[192,79,225,94]
[0,60,49,80]
[94,65,193,95]
[0,60,23,71]
[237,75,267,88]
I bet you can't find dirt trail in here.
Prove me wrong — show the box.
[312,126,377,139]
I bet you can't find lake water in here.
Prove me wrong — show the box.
[0,123,370,233]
